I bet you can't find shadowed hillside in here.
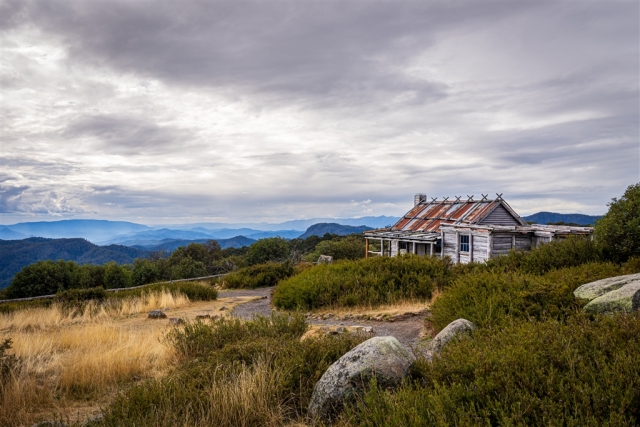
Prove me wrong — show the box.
[0,238,149,289]
[299,223,373,239]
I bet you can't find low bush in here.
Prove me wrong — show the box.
[429,262,622,331]
[217,262,295,289]
[341,314,640,427]
[273,255,454,310]
[0,339,20,390]
[110,281,218,302]
[304,235,366,262]
[94,313,366,427]
[0,298,52,314]
[485,236,603,275]
[53,286,107,304]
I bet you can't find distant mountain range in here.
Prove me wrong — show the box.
[0,238,150,290]
[2,220,151,242]
[521,212,602,226]
[0,216,398,244]
[131,236,257,252]
[299,223,373,239]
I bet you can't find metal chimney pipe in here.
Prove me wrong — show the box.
[414,194,427,206]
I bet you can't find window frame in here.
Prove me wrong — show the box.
[459,234,470,253]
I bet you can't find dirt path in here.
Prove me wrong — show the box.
[222,287,427,347]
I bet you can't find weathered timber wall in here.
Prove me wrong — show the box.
[479,205,522,226]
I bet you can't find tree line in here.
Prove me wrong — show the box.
[1,233,367,299]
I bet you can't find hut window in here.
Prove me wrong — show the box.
[460,235,470,252]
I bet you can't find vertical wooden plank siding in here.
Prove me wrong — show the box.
[365,238,369,258]
[488,233,494,259]
[469,234,473,263]
[455,231,460,264]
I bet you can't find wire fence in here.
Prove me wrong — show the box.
[0,273,229,304]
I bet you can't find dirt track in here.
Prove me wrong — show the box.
[221,287,427,347]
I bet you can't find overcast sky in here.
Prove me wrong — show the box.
[1,0,638,225]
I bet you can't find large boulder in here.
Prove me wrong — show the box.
[425,318,475,360]
[583,281,640,314]
[574,273,640,301]
[308,336,414,423]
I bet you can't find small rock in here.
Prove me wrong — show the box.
[168,317,184,325]
[148,310,167,319]
[305,312,312,318]
[336,326,346,333]
[326,330,339,336]
[83,414,104,425]
[308,336,415,423]
[427,318,475,358]
[362,327,374,334]
[317,255,333,264]
[195,314,211,320]
[219,306,228,311]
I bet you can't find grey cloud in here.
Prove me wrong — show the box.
[0,185,29,213]
[5,1,531,103]
[63,114,194,155]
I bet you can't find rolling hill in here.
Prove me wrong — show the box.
[4,219,150,243]
[522,212,602,226]
[299,223,373,239]
[0,238,150,290]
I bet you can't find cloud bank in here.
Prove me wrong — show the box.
[1,0,638,223]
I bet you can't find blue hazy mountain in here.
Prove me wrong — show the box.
[132,236,256,252]
[246,230,303,239]
[5,220,150,243]
[167,216,401,232]
[522,212,602,226]
[0,227,28,240]
[0,237,149,290]
[99,228,216,245]
[299,223,373,239]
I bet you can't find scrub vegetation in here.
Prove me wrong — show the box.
[0,184,638,426]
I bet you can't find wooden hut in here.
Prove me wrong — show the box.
[364,194,593,264]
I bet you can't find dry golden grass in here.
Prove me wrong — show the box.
[0,290,190,332]
[0,290,186,427]
[310,297,434,318]
[200,358,290,427]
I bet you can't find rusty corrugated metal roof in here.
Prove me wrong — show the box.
[390,198,517,232]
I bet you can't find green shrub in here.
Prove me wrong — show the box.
[218,262,295,289]
[95,313,365,427]
[131,258,159,287]
[623,256,640,274]
[6,259,78,298]
[430,262,622,331]
[595,183,640,263]
[109,281,218,302]
[304,235,366,262]
[103,262,132,289]
[486,236,603,275]
[0,298,52,314]
[53,286,107,304]
[273,255,454,310]
[244,237,290,266]
[342,314,640,427]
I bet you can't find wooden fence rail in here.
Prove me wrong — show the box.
[0,273,229,304]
